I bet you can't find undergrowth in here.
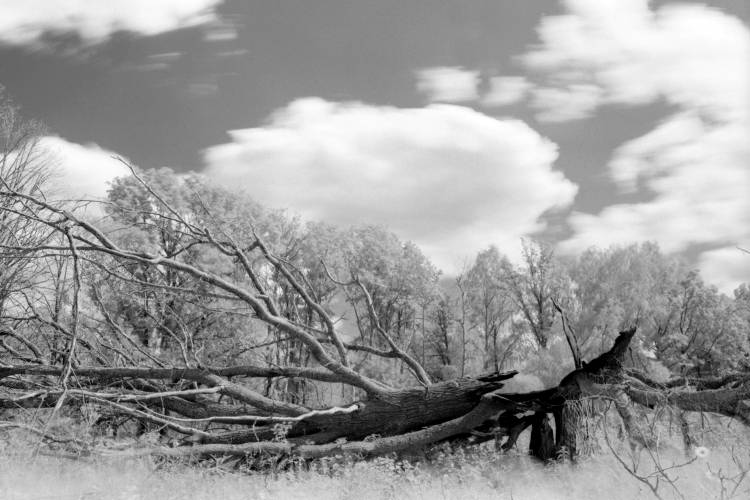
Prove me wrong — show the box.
[1,412,748,500]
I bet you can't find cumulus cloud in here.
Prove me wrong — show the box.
[482,76,532,108]
[203,98,577,271]
[524,0,750,289]
[523,0,749,122]
[415,67,480,103]
[530,84,602,122]
[40,136,130,200]
[0,0,221,48]
[561,114,750,253]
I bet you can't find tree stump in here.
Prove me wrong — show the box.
[529,412,555,461]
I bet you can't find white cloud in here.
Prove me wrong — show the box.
[698,246,750,295]
[523,0,749,122]
[561,114,750,254]
[204,98,577,271]
[482,76,531,107]
[40,136,130,200]
[415,67,480,103]
[0,0,221,48]
[416,70,532,109]
[524,0,750,290]
[531,84,602,122]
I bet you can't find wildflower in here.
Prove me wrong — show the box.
[694,446,710,459]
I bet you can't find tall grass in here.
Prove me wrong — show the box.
[1,412,748,500]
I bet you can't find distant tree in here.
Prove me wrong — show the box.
[567,243,682,360]
[332,225,439,384]
[503,240,565,350]
[0,88,53,317]
[656,271,748,375]
[567,242,750,376]
[428,294,454,376]
[465,246,514,371]
[453,271,474,377]
[735,283,750,370]
[339,227,439,343]
[99,168,271,362]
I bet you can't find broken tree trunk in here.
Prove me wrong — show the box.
[199,371,519,445]
[0,330,635,458]
[529,412,556,461]
[122,328,644,457]
[4,326,748,460]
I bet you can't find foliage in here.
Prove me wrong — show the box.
[566,243,750,375]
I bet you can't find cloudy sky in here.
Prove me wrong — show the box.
[1,0,748,292]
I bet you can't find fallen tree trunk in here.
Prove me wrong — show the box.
[204,371,519,445]
[3,326,748,461]
[1,330,632,458]
[110,329,638,458]
[626,383,750,425]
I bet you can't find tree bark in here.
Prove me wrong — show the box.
[200,371,518,445]
[529,412,556,461]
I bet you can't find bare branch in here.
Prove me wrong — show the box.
[552,297,582,369]
[352,277,432,386]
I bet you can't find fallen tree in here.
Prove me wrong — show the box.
[1,166,749,462]
[3,324,748,460]
[0,329,630,458]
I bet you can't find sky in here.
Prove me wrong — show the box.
[0,0,748,293]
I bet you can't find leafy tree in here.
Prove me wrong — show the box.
[94,168,295,371]
[567,243,749,376]
[503,240,567,350]
[429,294,454,370]
[567,243,682,360]
[657,271,748,375]
[332,225,439,384]
[464,246,514,371]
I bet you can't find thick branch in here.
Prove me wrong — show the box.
[626,383,750,425]
[0,364,345,384]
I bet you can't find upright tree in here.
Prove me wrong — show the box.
[0,88,53,316]
[503,240,564,350]
[465,246,514,371]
